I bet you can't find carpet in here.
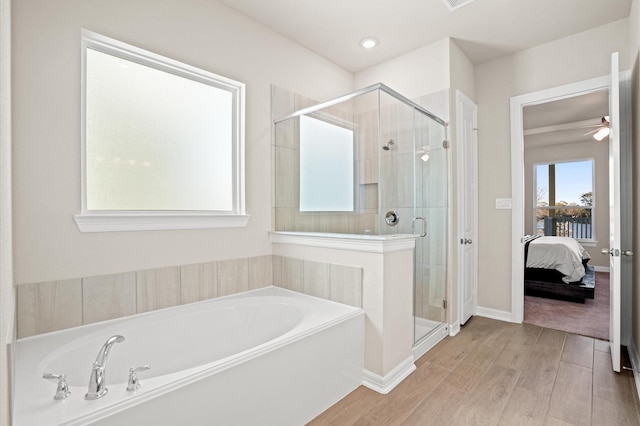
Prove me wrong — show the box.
[524,271,609,341]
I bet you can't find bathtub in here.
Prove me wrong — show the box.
[14,286,364,425]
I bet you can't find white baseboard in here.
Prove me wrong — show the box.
[476,306,514,323]
[362,356,416,395]
[593,266,610,273]
[627,338,640,402]
[449,321,460,336]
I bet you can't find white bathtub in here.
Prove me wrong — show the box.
[14,286,364,425]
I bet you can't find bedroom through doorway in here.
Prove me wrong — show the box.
[520,89,611,341]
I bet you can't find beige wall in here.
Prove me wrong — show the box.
[629,0,640,363]
[475,19,629,313]
[11,0,354,286]
[354,37,450,95]
[1,0,12,422]
[524,141,610,268]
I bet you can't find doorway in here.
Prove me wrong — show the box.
[521,90,610,340]
[510,63,632,372]
[456,90,478,327]
[509,74,612,322]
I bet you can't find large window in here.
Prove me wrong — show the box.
[75,30,247,232]
[534,159,594,240]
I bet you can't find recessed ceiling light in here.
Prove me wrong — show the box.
[359,38,378,49]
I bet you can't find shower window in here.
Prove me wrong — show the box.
[75,30,248,232]
[299,115,354,212]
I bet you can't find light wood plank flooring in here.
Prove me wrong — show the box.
[308,317,640,425]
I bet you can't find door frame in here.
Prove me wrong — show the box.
[509,75,610,323]
[456,90,478,327]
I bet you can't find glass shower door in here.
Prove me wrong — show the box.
[413,108,448,345]
[376,91,448,346]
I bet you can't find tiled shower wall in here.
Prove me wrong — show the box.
[16,255,363,338]
[272,84,449,325]
[272,85,378,234]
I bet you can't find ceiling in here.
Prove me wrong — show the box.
[523,90,610,148]
[219,0,626,145]
[219,0,632,73]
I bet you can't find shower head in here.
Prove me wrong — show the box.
[382,139,394,151]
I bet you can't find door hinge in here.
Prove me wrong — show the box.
[442,300,447,309]
[442,140,450,149]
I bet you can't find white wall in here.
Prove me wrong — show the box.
[475,19,629,312]
[450,39,476,102]
[524,141,609,268]
[11,0,354,285]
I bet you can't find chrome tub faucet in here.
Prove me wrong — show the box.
[85,335,125,400]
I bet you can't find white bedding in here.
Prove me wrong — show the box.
[526,236,591,283]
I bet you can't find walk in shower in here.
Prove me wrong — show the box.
[272,83,448,347]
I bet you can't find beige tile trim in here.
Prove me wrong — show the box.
[16,255,273,338]
[17,254,361,338]
[274,255,363,308]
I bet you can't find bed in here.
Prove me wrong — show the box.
[524,235,594,303]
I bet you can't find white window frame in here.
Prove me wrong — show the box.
[75,30,248,232]
[532,158,595,244]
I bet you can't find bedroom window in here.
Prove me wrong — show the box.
[75,30,248,232]
[534,160,594,241]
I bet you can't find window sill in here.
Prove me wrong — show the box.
[577,239,598,247]
[74,212,250,232]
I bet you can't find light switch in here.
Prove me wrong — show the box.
[496,198,512,209]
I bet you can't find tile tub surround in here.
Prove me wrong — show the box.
[273,256,363,307]
[16,254,363,338]
[14,287,365,426]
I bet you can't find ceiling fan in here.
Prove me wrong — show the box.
[583,116,610,141]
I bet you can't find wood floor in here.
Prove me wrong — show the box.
[308,316,640,425]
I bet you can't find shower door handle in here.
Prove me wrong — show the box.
[412,217,427,237]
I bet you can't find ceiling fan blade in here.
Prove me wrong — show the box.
[583,127,600,136]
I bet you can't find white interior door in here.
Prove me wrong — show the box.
[606,52,621,372]
[456,90,478,325]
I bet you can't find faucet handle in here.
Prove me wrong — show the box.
[126,365,150,392]
[43,373,71,400]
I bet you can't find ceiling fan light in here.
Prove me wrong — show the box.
[593,127,609,141]
[417,146,430,162]
[443,0,477,11]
